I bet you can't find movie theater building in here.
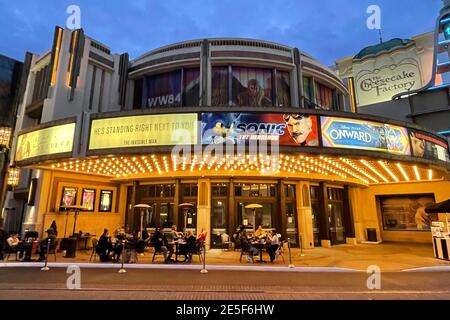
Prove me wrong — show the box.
[5,27,450,250]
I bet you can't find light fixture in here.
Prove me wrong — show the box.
[428,169,433,181]
[413,166,421,181]
[7,166,19,188]
[396,163,410,182]
[378,161,399,182]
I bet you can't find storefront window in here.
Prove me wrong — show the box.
[182,184,198,197]
[212,67,228,106]
[183,68,200,106]
[234,183,276,197]
[212,183,228,196]
[276,71,291,107]
[379,194,437,231]
[302,76,314,108]
[238,202,273,231]
[232,67,272,107]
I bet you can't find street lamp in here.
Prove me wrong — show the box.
[134,204,150,240]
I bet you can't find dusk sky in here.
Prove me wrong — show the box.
[0,0,443,66]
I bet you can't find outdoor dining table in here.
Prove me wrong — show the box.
[251,241,268,263]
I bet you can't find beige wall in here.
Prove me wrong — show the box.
[351,180,450,243]
[36,170,125,239]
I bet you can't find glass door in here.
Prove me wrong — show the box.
[286,202,298,246]
[327,188,346,245]
[237,202,274,233]
[211,199,227,248]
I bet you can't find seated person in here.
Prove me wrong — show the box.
[171,225,184,241]
[239,231,258,262]
[183,231,199,262]
[254,225,267,239]
[37,228,56,261]
[96,228,113,262]
[6,232,24,259]
[197,228,207,242]
[151,227,174,263]
[266,231,280,263]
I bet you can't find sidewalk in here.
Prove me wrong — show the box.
[2,242,450,272]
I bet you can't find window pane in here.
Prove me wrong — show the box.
[133,78,143,109]
[183,68,200,106]
[277,71,291,107]
[232,67,272,107]
[259,184,268,197]
[212,67,228,106]
[242,184,250,197]
[315,82,334,110]
[145,70,182,108]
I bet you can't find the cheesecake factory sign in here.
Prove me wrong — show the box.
[354,57,423,106]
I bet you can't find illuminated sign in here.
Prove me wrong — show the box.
[410,130,450,162]
[201,113,319,146]
[89,113,198,150]
[352,46,425,106]
[16,123,76,161]
[321,117,410,155]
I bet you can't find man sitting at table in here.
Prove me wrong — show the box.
[266,231,280,263]
[240,231,259,263]
[6,232,24,259]
[37,228,56,261]
[151,227,174,263]
[96,228,113,262]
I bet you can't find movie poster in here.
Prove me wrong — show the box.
[409,129,450,162]
[379,194,437,231]
[321,116,410,155]
[81,189,95,211]
[60,187,77,207]
[99,190,113,212]
[201,113,319,147]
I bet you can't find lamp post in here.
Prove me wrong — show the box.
[134,204,150,240]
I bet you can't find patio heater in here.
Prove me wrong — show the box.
[245,204,263,233]
[134,204,150,239]
[179,203,194,234]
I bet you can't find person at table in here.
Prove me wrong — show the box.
[254,225,267,240]
[6,232,24,259]
[151,227,174,263]
[97,228,113,262]
[266,231,280,263]
[171,225,184,242]
[240,231,258,262]
[21,230,38,261]
[197,228,208,242]
[37,228,56,261]
[111,229,126,262]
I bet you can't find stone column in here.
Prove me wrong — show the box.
[197,178,211,249]
[295,182,314,249]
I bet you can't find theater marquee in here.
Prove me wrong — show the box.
[321,116,410,155]
[89,113,198,150]
[15,123,76,161]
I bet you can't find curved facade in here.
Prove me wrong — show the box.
[5,29,450,251]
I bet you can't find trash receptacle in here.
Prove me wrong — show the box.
[61,237,77,258]
[367,228,377,242]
